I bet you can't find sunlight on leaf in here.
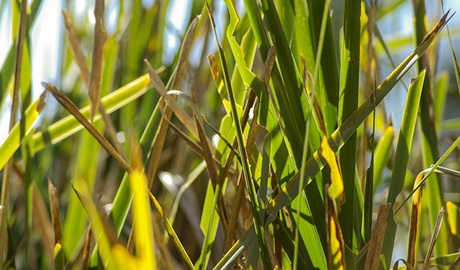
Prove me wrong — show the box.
[129,169,156,269]
[321,136,344,204]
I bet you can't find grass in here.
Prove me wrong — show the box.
[1,0,460,269]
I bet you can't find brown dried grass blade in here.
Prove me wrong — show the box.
[33,184,54,262]
[48,179,62,245]
[144,16,199,187]
[364,203,392,270]
[42,82,132,173]
[407,171,425,266]
[144,60,198,137]
[422,207,445,270]
[62,7,126,159]
[81,227,92,270]
[88,0,105,121]
[194,113,219,192]
[62,9,90,85]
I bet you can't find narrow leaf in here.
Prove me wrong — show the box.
[321,136,344,204]
[422,208,445,270]
[326,192,345,270]
[34,74,151,152]
[130,169,156,269]
[42,82,132,173]
[88,0,105,120]
[364,203,392,270]
[0,92,46,170]
[265,11,452,225]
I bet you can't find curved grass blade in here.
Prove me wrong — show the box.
[402,135,460,210]
[326,192,345,270]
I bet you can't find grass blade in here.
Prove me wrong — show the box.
[42,82,132,173]
[33,74,151,152]
[422,208,445,270]
[265,11,451,225]
[0,92,46,170]
[208,3,272,268]
[338,0,361,251]
[412,1,450,258]
[364,203,392,270]
[88,0,104,121]
[149,191,195,269]
[130,169,156,269]
[382,69,426,265]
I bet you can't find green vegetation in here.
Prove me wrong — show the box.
[1,0,460,269]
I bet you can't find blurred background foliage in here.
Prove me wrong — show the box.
[1,0,460,269]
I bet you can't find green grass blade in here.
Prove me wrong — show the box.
[33,74,150,152]
[130,169,156,269]
[265,11,451,224]
[73,178,116,268]
[61,127,100,259]
[373,125,394,193]
[434,72,449,132]
[149,192,195,270]
[412,1,449,258]
[208,4,272,268]
[213,225,257,270]
[382,69,426,266]
[307,0,339,136]
[338,0,361,252]
[0,92,46,170]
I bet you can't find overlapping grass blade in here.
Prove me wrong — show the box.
[208,3,272,268]
[266,11,452,224]
[338,0,361,252]
[422,208,445,269]
[411,1,449,258]
[382,69,426,265]
[73,178,117,268]
[41,82,132,173]
[0,92,46,170]
[33,74,151,151]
